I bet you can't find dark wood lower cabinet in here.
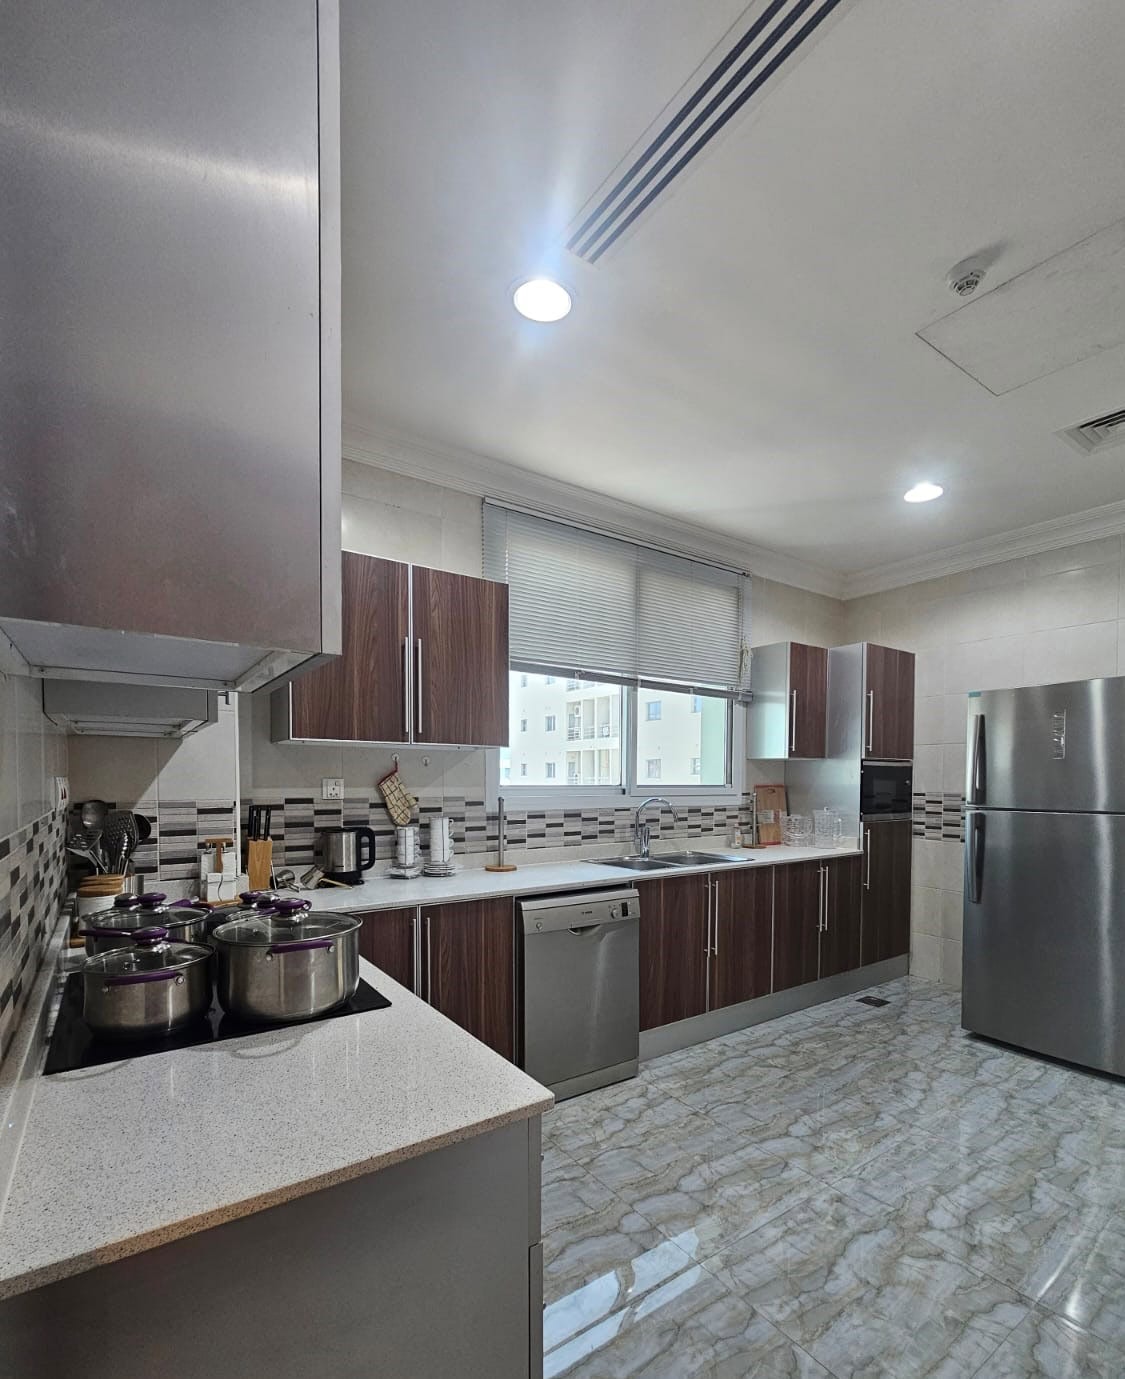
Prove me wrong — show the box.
[356,907,416,990]
[710,868,773,1009]
[819,855,863,979]
[772,860,822,991]
[422,899,515,1059]
[636,875,709,1030]
[861,820,913,965]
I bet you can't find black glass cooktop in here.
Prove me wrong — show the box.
[44,974,391,1074]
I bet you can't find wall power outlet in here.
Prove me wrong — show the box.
[321,777,344,801]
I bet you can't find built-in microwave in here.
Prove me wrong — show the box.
[860,761,913,820]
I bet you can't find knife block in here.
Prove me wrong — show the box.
[246,838,273,890]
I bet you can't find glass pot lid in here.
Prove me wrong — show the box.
[84,928,211,976]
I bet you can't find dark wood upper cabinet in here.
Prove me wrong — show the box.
[746,641,828,760]
[411,565,509,747]
[865,644,915,761]
[287,552,409,742]
[772,860,822,991]
[860,820,912,966]
[423,898,515,1060]
[819,854,863,979]
[637,875,709,1030]
[789,643,828,759]
[272,555,509,747]
[356,906,416,990]
[710,867,774,1009]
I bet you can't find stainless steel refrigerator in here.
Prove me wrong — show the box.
[963,676,1125,1076]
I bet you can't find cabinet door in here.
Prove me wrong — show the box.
[423,899,515,1059]
[788,643,828,759]
[290,553,409,742]
[865,645,915,760]
[637,875,709,1030]
[356,907,416,990]
[861,821,913,965]
[411,566,509,747]
[773,861,822,991]
[820,855,863,978]
[710,867,774,1009]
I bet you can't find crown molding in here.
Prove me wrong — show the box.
[342,416,844,598]
[843,497,1125,599]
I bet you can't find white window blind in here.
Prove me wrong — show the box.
[484,502,751,695]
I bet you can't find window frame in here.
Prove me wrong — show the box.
[491,671,742,808]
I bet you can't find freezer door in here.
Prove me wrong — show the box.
[967,677,1125,812]
[963,808,1125,1075]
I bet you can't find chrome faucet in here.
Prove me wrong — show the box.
[633,796,680,858]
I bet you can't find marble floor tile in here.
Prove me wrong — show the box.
[543,1188,691,1308]
[980,1308,1124,1379]
[702,1185,1029,1379]
[1036,1209,1125,1347]
[544,1263,831,1379]
[732,1095,913,1182]
[546,1080,700,1163]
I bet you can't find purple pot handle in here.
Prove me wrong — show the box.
[133,926,170,946]
[104,967,184,988]
[112,895,142,910]
[167,898,200,909]
[138,892,168,909]
[273,899,312,915]
[266,937,334,956]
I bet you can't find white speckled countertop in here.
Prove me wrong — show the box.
[302,843,863,913]
[0,956,552,1301]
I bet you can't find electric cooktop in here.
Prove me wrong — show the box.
[44,974,391,1074]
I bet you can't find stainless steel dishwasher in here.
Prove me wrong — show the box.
[520,887,640,1101]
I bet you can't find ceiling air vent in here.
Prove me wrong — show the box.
[1060,408,1125,456]
[566,0,854,264]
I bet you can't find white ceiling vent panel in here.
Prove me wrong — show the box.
[566,0,858,264]
[1059,408,1125,456]
[918,217,1125,395]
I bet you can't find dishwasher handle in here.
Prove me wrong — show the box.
[521,900,638,936]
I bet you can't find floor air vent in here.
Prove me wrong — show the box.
[566,0,852,264]
[857,995,890,1008]
[1060,408,1125,456]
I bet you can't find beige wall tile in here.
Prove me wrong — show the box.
[1023,563,1119,633]
[1023,620,1118,687]
[911,884,942,937]
[940,939,963,989]
[911,932,941,981]
[940,889,963,943]
[914,695,943,746]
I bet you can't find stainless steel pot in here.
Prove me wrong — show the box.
[211,899,361,1023]
[82,927,213,1040]
[80,892,212,954]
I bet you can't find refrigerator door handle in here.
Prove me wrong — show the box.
[968,813,985,904]
[968,713,986,805]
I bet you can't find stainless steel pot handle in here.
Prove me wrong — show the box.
[266,937,335,956]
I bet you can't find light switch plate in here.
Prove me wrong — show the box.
[54,776,70,809]
[321,777,344,801]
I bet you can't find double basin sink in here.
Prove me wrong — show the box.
[589,851,743,872]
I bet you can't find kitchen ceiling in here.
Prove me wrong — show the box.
[340,0,1125,576]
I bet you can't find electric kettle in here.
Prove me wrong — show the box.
[317,826,378,884]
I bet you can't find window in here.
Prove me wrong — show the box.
[544,714,557,732]
[519,718,528,733]
[519,763,528,777]
[519,674,529,688]
[645,759,661,780]
[544,676,555,685]
[545,762,557,779]
[646,701,662,721]
[500,672,624,789]
[636,687,729,788]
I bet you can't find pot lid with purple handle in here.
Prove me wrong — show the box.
[83,933,212,977]
[211,908,360,947]
[85,904,210,934]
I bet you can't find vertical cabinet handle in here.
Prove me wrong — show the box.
[817,865,825,933]
[866,689,875,755]
[711,876,719,957]
[789,690,797,753]
[824,864,830,932]
[424,912,432,1001]
[415,639,424,737]
[410,912,420,995]
[864,827,872,891]
[403,638,412,740]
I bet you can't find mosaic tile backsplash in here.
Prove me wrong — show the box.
[0,808,67,1061]
[913,791,965,842]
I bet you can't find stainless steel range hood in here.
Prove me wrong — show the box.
[1,0,342,691]
[42,680,219,738]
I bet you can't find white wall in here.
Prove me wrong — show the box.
[845,534,1125,987]
[0,673,67,840]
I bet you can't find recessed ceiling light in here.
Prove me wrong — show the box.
[512,277,572,323]
[904,481,944,504]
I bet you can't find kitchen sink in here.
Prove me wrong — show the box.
[589,856,678,871]
[656,851,742,866]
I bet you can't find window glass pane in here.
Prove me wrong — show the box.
[635,688,728,787]
[500,672,624,789]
